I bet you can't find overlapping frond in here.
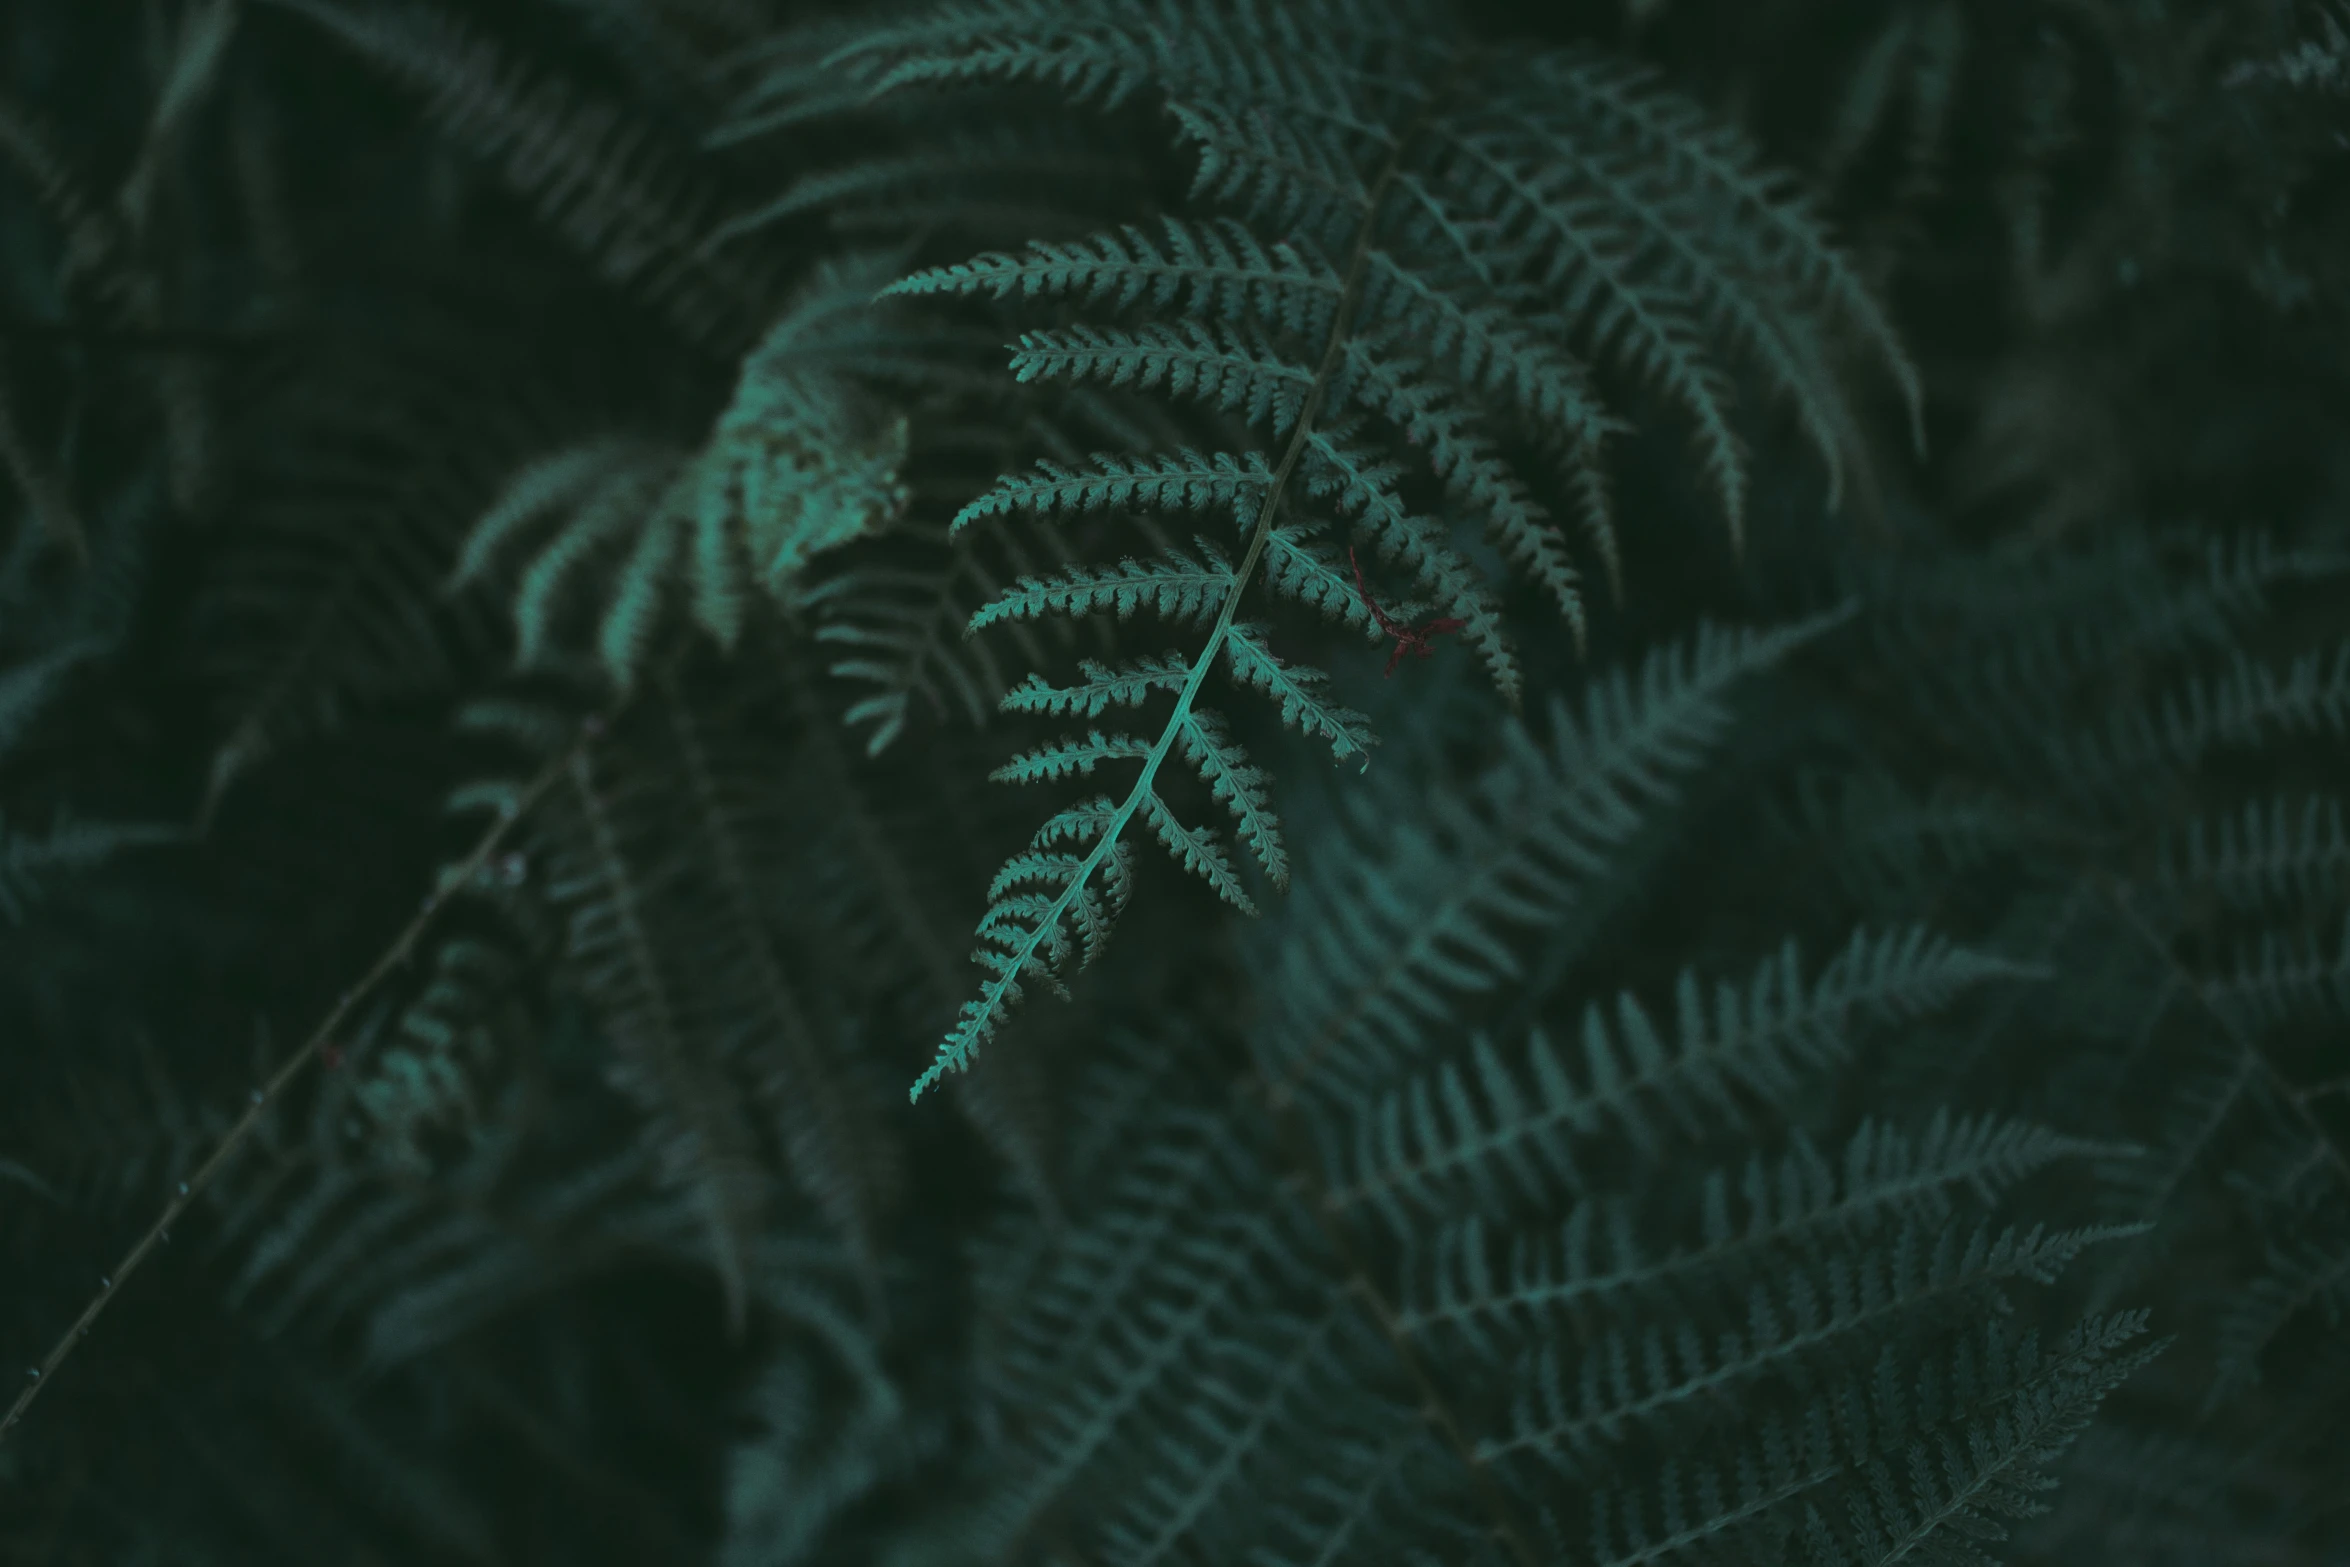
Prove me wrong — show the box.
[862,0,1913,1101]
[261,0,777,350]
[1251,610,1854,1109]
[1329,929,2046,1224]
[452,258,918,690]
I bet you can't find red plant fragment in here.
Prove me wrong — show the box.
[1349,548,1467,676]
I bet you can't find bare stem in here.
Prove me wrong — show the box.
[0,722,597,1445]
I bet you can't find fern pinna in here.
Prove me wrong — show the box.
[859,0,1921,1100]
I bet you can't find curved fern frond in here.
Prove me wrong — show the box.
[857,1,1912,1102]
[260,0,777,350]
[1000,652,1193,719]
[194,358,501,826]
[550,744,770,1336]
[1252,610,1855,1109]
[1177,705,1286,886]
[1799,1313,2165,1567]
[1519,50,1926,443]
[800,485,1104,756]
[1221,623,1374,764]
[452,258,917,689]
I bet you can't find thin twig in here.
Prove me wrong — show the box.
[0,722,597,1445]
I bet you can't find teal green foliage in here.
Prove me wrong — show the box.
[450,254,921,691]
[870,0,1916,1100]
[0,0,2346,1563]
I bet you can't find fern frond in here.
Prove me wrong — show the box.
[196,363,499,825]
[1177,706,1286,886]
[1299,427,1513,685]
[1258,520,1384,636]
[950,448,1272,533]
[1519,50,1927,452]
[691,270,916,625]
[891,217,1341,335]
[1253,611,1853,1108]
[261,0,774,349]
[1393,1114,2115,1355]
[1008,322,1316,433]
[551,746,768,1335]
[453,260,914,688]
[1484,1222,2144,1477]
[886,0,1910,1102]
[832,0,1163,108]
[1360,251,1621,451]
[944,797,1139,1061]
[1765,767,2025,917]
[1088,1304,1370,1566]
[974,1101,1260,1407]
[1406,128,1751,539]
[1800,1313,2164,1567]
[968,542,1237,629]
[802,490,1100,756]
[1331,928,2044,1222]
[1332,339,1583,629]
[712,123,1136,248]
[1221,623,1375,765]
[350,928,539,1175]
[664,687,901,1298]
[1141,791,1258,914]
[2214,1204,2350,1395]
[959,1105,1348,1561]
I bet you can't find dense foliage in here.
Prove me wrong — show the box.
[3,0,2347,1562]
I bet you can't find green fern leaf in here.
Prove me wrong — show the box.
[1178,707,1286,886]
[1252,610,1856,1108]
[1219,623,1374,764]
[1008,321,1315,433]
[1802,1313,2164,1567]
[1001,653,1193,718]
[889,217,1340,334]
[452,259,916,689]
[950,448,1272,533]
[877,0,1912,1103]
[992,730,1156,785]
[968,544,1237,629]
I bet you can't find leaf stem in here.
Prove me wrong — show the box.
[913,61,1467,1103]
[0,722,597,1445]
